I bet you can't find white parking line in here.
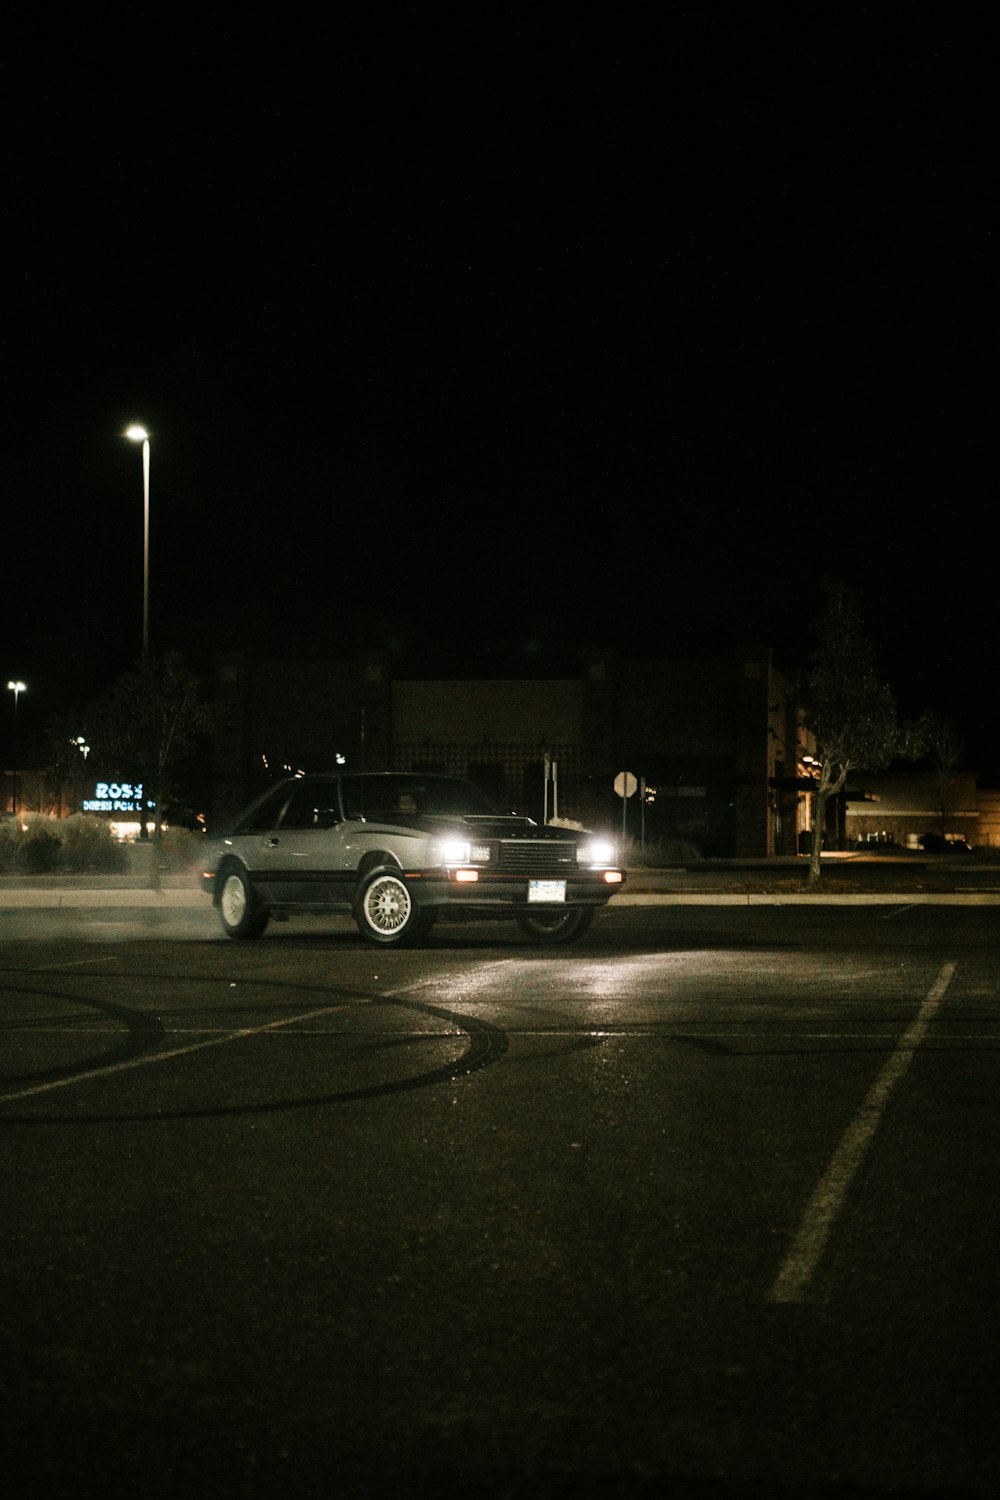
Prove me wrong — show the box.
[0,1004,346,1106]
[767,960,957,1305]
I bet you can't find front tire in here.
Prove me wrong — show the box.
[218,867,269,939]
[354,869,430,946]
[515,907,595,944]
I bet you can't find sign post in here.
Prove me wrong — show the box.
[542,753,559,824]
[613,770,638,839]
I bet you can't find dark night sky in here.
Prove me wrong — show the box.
[4,8,994,776]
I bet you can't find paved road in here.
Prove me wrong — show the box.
[2,906,998,1498]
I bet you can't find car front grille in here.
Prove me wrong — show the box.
[496,840,577,874]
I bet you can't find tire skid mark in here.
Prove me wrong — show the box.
[0,980,508,1126]
[0,983,166,1089]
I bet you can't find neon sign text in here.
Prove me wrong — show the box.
[83,782,150,813]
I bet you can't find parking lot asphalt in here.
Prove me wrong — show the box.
[3,855,1000,909]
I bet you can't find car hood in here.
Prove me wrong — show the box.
[359,813,581,841]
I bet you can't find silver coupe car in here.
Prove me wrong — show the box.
[201,771,624,945]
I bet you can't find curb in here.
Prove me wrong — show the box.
[0,888,203,909]
[2,889,999,912]
[611,891,1000,907]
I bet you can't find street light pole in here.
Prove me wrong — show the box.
[7,680,26,817]
[125,426,154,849]
[126,426,150,657]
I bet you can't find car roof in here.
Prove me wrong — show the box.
[274,770,468,786]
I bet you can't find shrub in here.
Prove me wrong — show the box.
[157,826,206,873]
[0,818,17,872]
[621,833,703,868]
[60,814,128,872]
[16,814,62,873]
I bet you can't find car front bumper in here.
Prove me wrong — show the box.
[403,868,625,910]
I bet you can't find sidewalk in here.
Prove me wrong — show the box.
[0,873,204,908]
[3,856,1000,910]
[620,852,1000,905]
[619,854,1000,905]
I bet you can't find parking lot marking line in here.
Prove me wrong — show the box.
[28,957,110,970]
[766,960,957,1306]
[0,1004,346,1106]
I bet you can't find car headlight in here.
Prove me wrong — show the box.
[437,839,492,865]
[438,838,470,864]
[577,839,616,867]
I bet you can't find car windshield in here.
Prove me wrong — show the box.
[341,775,498,820]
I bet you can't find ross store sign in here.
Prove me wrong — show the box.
[83,781,152,814]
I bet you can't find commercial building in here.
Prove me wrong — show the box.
[10,649,998,855]
[208,647,805,858]
[843,771,994,851]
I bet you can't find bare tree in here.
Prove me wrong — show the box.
[89,653,214,888]
[43,710,94,816]
[922,712,965,829]
[802,583,921,886]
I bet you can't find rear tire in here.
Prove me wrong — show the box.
[354,870,430,946]
[218,867,269,939]
[515,907,595,944]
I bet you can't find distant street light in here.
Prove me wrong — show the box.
[125,425,151,656]
[71,735,90,818]
[7,679,26,817]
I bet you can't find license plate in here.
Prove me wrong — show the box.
[528,880,566,903]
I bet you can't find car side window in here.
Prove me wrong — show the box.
[280,782,341,830]
[236,785,293,834]
[341,776,418,818]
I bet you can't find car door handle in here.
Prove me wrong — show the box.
[265,837,279,847]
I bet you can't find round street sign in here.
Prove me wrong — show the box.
[614,771,638,798]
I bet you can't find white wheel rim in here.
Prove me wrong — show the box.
[363,875,411,935]
[221,874,247,928]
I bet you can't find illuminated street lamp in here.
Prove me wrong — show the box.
[125,425,151,656]
[71,736,90,818]
[7,679,26,817]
